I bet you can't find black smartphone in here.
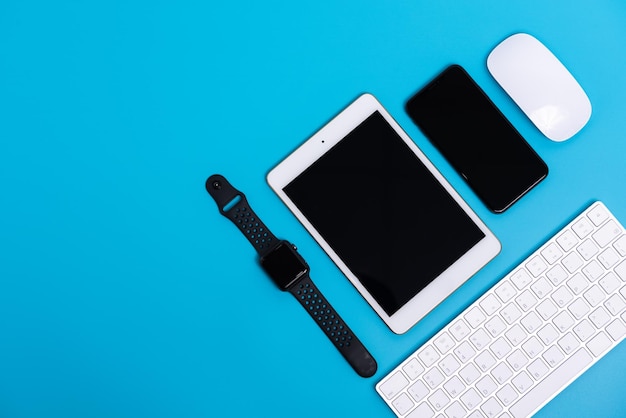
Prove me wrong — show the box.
[405,64,548,213]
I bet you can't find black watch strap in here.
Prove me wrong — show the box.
[205,173,377,378]
[289,276,377,378]
[206,174,277,257]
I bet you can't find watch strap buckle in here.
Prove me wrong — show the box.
[206,174,249,216]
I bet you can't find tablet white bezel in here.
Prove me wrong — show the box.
[267,93,501,334]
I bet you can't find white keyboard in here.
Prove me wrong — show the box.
[376,201,626,418]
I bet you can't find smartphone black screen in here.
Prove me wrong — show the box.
[405,65,548,213]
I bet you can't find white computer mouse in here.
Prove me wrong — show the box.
[487,33,592,142]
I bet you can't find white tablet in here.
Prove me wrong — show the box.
[267,94,501,334]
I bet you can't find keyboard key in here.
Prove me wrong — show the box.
[496,384,518,406]
[542,346,565,367]
[506,349,529,372]
[439,354,460,376]
[459,363,481,385]
[408,380,429,402]
[573,319,595,341]
[449,319,471,341]
[470,329,491,350]
[606,319,626,341]
[428,388,450,411]
[546,264,568,285]
[562,252,583,273]
[453,341,476,363]
[531,277,553,298]
[510,269,532,290]
[464,307,487,328]
[511,371,533,393]
[526,255,547,277]
[568,298,590,320]
[551,286,573,307]
[444,401,466,418]
[576,239,598,260]
[418,344,440,367]
[553,311,575,332]
[584,285,606,307]
[504,324,527,346]
[380,371,409,399]
[480,294,501,316]
[443,376,465,397]
[556,229,578,252]
[566,272,589,295]
[598,247,619,269]
[587,204,609,226]
[527,358,549,380]
[460,388,481,410]
[557,332,580,355]
[582,260,604,281]
[485,316,507,337]
[434,332,454,354]
[475,351,496,372]
[587,332,611,357]
[537,323,559,345]
[605,293,626,315]
[520,311,542,333]
[541,243,563,264]
[392,393,414,415]
[500,303,522,324]
[521,336,543,358]
[515,290,537,311]
[592,220,621,247]
[589,306,611,328]
[572,218,593,238]
[491,362,513,384]
[536,299,558,320]
[481,397,503,417]
[476,374,497,397]
[402,358,424,380]
[490,337,512,359]
[423,367,444,388]
[495,281,517,303]
[599,272,621,294]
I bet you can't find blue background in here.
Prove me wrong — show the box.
[1,1,625,417]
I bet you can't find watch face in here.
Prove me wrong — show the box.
[260,241,309,290]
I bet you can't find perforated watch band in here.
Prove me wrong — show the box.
[205,173,377,378]
[206,174,277,257]
[289,276,378,378]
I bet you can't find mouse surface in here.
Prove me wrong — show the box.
[487,33,591,142]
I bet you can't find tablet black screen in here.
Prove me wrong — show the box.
[284,111,485,316]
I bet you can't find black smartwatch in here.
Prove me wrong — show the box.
[206,174,377,378]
